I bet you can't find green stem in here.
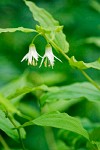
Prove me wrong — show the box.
[80,70,100,90]
[51,43,100,90]
[8,115,26,150]
[41,33,100,90]
[0,135,10,150]
[52,41,100,90]
[44,35,70,61]
[44,127,58,150]
[50,39,100,90]
[51,40,70,61]
[31,33,41,44]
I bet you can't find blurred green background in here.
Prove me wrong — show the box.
[0,0,100,150]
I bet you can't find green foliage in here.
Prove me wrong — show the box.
[0,27,36,33]
[0,0,100,150]
[0,110,19,141]
[0,110,26,141]
[40,82,100,106]
[69,56,100,70]
[0,94,20,115]
[86,37,100,47]
[22,111,89,140]
[24,0,69,53]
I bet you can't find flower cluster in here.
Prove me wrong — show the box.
[21,44,62,68]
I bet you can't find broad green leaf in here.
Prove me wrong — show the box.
[57,140,71,150]
[6,84,52,100]
[86,37,100,47]
[0,110,26,141]
[22,111,89,140]
[18,103,39,119]
[0,27,36,33]
[0,74,31,99]
[0,72,52,101]
[90,1,100,13]
[0,72,51,101]
[87,141,100,150]
[0,94,20,115]
[7,87,33,100]
[0,82,46,101]
[43,98,82,112]
[69,56,100,70]
[90,127,100,142]
[0,110,18,141]
[40,82,100,106]
[89,58,100,70]
[92,142,100,150]
[58,130,86,149]
[24,0,69,53]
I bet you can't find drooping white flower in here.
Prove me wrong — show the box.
[21,44,41,66]
[40,44,62,68]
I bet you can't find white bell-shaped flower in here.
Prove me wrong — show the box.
[40,44,62,68]
[21,44,41,66]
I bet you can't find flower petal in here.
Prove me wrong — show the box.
[54,55,62,62]
[21,44,41,66]
[21,53,28,62]
[39,56,45,68]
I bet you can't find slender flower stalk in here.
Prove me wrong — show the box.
[40,44,62,68]
[21,44,41,66]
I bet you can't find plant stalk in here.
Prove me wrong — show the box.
[45,127,58,150]
[80,70,100,90]
[8,115,26,150]
[0,135,10,150]
[42,33,100,91]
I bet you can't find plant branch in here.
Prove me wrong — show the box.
[31,33,41,44]
[0,135,10,150]
[43,34,70,61]
[80,70,100,90]
[52,42,100,90]
[42,33,100,90]
[8,115,26,150]
[50,40,70,61]
[44,127,58,150]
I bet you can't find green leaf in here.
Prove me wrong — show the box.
[90,1,100,13]
[7,87,33,100]
[87,141,100,150]
[0,73,51,101]
[0,82,44,102]
[86,37,100,47]
[92,142,100,150]
[40,82,100,106]
[0,110,26,141]
[24,0,69,53]
[42,98,82,112]
[0,72,53,101]
[0,94,20,115]
[0,74,31,99]
[0,110,18,141]
[6,84,50,100]
[18,103,39,119]
[57,140,71,150]
[69,56,100,70]
[22,111,89,140]
[0,27,36,33]
[90,127,100,142]
[89,58,100,70]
